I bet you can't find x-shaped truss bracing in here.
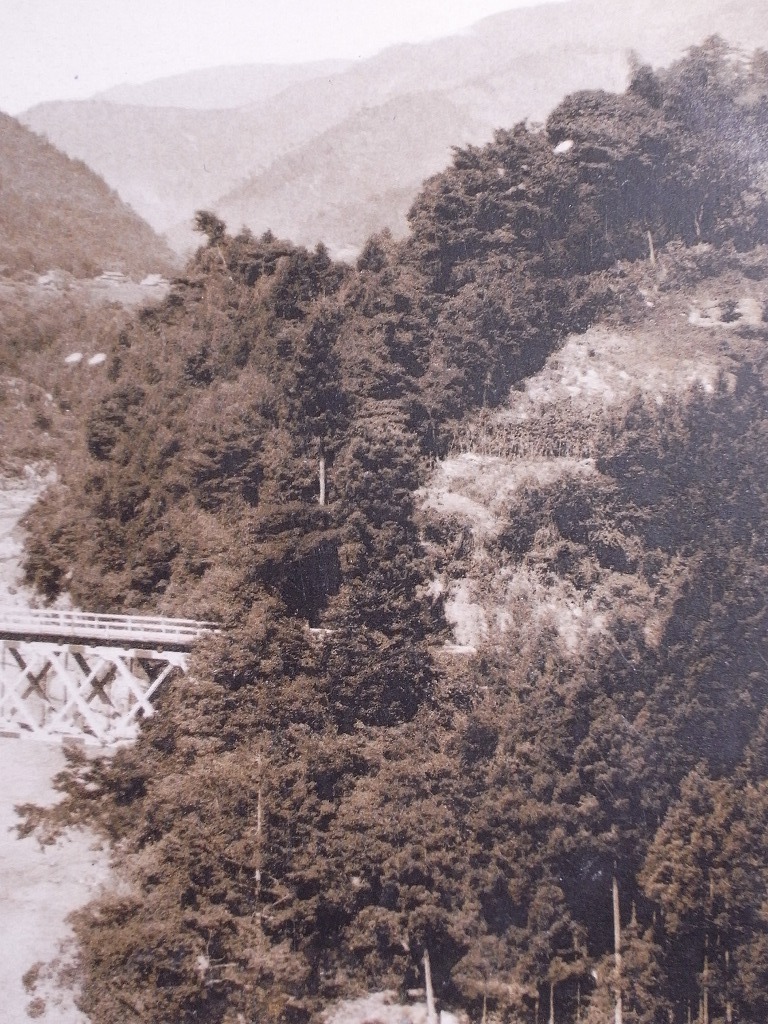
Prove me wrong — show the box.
[0,640,187,745]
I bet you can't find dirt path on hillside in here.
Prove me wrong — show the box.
[0,479,110,1023]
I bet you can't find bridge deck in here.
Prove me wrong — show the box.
[0,608,217,650]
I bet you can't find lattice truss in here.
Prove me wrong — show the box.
[0,640,187,744]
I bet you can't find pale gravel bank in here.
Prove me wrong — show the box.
[0,477,110,1023]
[0,738,110,1023]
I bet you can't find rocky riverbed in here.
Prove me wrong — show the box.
[0,477,111,1023]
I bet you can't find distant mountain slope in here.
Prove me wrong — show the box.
[23,77,375,234]
[207,45,635,255]
[0,113,176,278]
[21,0,768,255]
[212,92,483,258]
[94,59,352,110]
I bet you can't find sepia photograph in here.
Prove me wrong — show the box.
[1,1,767,1021]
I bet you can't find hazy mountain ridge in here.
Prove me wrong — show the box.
[211,91,484,257]
[22,0,768,256]
[21,101,286,233]
[94,59,352,110]
[0,112,175,279]
[23,73,386,238]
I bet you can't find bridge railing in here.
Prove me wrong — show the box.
[0,607,218,649]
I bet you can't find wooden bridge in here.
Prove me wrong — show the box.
[0,608,216,746]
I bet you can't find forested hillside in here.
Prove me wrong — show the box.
[21,41,768,1024]
[0,112,175,279]
[0,111,176,477]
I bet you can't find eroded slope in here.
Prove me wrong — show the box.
[420,260,766,653]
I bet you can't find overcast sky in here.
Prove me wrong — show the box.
[0,0,569,115]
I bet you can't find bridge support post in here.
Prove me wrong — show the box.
[0,640,188,745]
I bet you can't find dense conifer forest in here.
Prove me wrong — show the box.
[19,40,768,1024]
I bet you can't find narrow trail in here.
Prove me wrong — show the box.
[0,479,110,1023]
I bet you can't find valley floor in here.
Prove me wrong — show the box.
[0,480,110,1023]
[0,738,110,1024]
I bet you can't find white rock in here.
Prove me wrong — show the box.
[64,352,83,365]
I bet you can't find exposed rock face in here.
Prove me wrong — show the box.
[419,269,759,652]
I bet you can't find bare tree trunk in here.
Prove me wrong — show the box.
[647,230,656,266]
[548,980,555,1024]
[423,949,437,1024]
[703,879,712,1024]
[694,205,704,239]
[255,749,263,896]
[613,874,623,1024]
[319,454,326,506]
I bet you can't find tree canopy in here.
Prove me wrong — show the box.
[19,41,768,1024]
